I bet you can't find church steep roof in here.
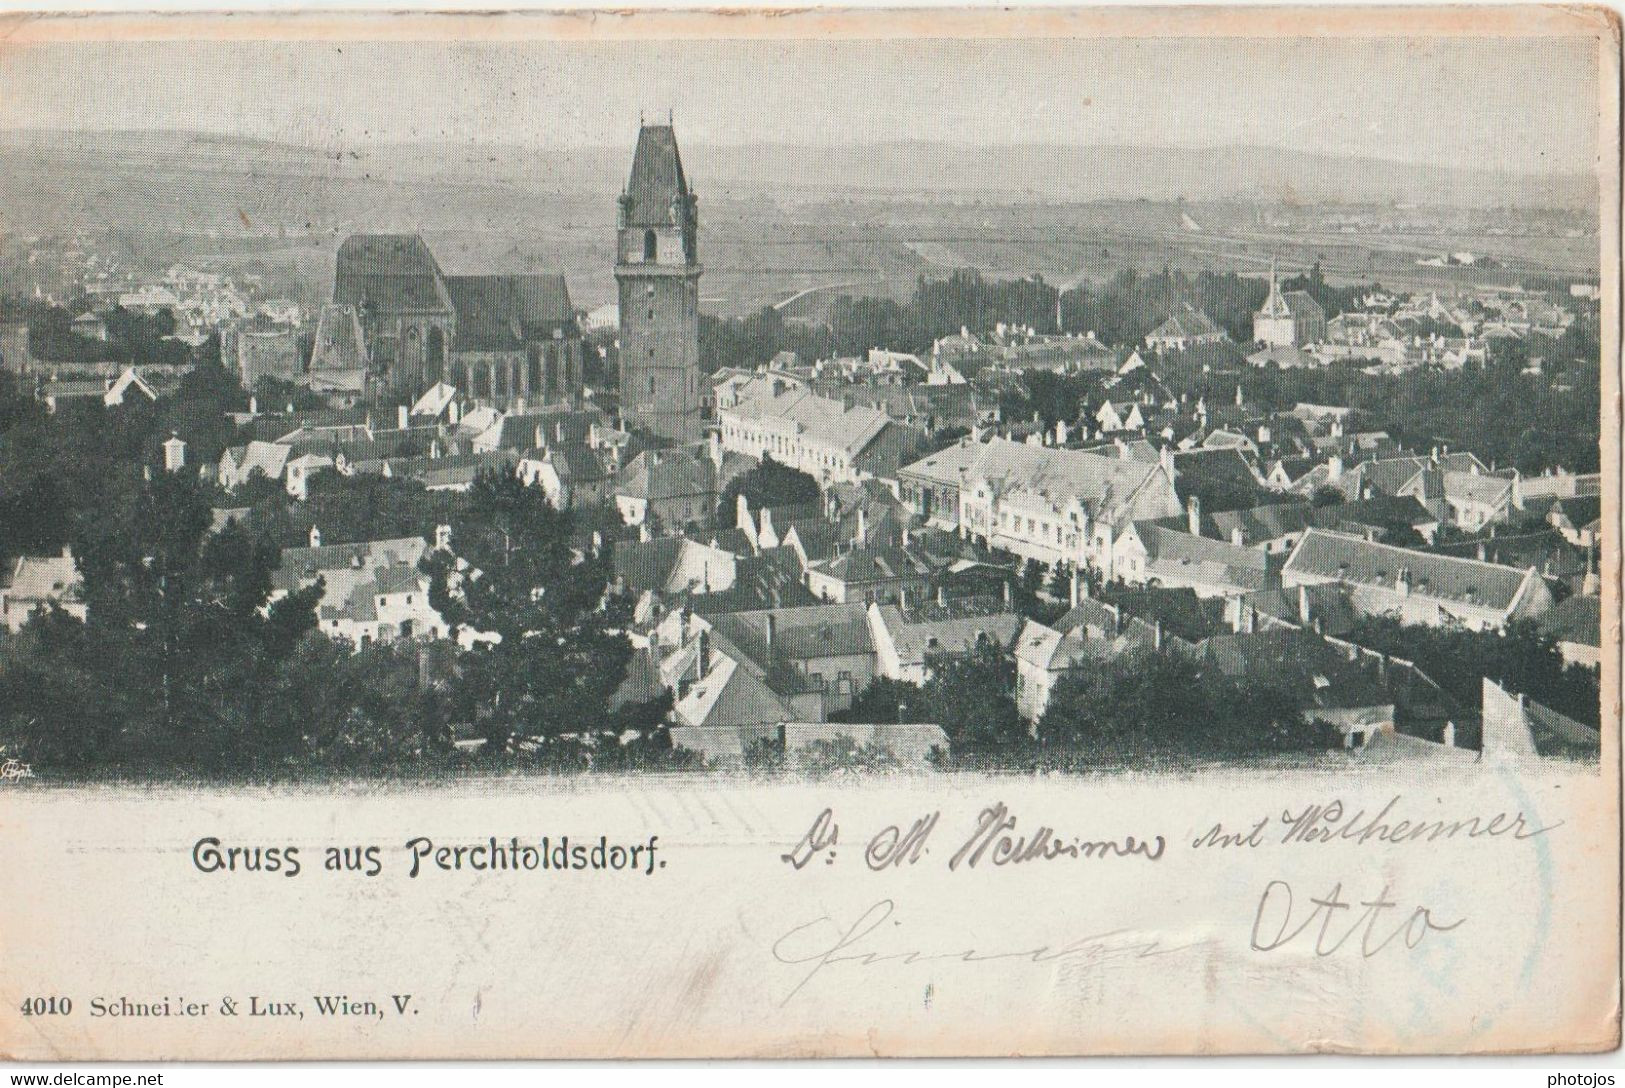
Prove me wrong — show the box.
[623,125,691,228]
[334,233,452,315]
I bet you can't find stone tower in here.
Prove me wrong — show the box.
[616,122,703,444]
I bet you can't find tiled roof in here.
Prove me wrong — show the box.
[1133,524,1274,591]
[623,125,692,229]
[811,543,932,585]
[908,437,1171,520]
[872,601,1022,666]
[1282,290,1325,318]
[1238,582,1359,638]
[1149,303,1223,341]
[1307,495,1438,535]
[709,603,874,664]
[1111,585,1232,643]
[1441,470,1514,507]
[617,448,716,503]
[727,379,902,458]
[333,234,452,314]
[614,537,685,593]
[444,274,575,352]
[5,555,81,603]
[1283,529,1533,611]
[273,536,428,591]
[1209,502,1314,545]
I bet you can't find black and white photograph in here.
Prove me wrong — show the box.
[0,5,1616,1063]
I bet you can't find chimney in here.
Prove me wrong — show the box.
[1442,721,1456,748]
[1153,620,1163,651]
[937,584,946,608]
[60,543,72,560]
[1069,567,1080,608]
[1396,567,1411,596]
[248,394,258,416]
[697,630,711,676]
[856,508,867,547]
[763,613,776,656]
[1186,495,1202,537]
[1328,455,1344,481]
[736,494,751,532]
[449,399,460,426]
[1230,526,1244,546]
[1297,583,1311,625]
[1002,579,1011,608]
[397,404,408,430]
[1055,418,1069,446]
[639,520,651,543]
[308,524,322,549]
[534,423,544,449]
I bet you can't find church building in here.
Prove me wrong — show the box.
[1253,259,1328,348]
[616,122,705,444]
[329,233,583,409]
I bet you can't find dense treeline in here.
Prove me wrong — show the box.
[2,296,194,368]
[1344,617,1600,727]
[0,362,242,570]
[0,463,683,775]
[833,643,1331,770]
[0,356,685,775]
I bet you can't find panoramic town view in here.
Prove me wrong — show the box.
[0,36,1605,777]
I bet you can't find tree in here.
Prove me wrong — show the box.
[923,643,1025,759]
[715,454,820,524]
[1037,651,1315,764]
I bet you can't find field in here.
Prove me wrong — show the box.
[1,130,1601,320]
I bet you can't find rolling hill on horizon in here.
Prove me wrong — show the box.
[0,127,1598,234]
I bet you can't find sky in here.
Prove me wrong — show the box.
[0,34,1601,174]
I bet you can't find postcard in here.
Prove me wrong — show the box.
[0,5,1617,1060]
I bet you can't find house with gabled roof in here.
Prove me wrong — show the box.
[717,376,925,485]
[903,436,1182,575]
[614,446,718,531]
[868,594,1023,685]
[1253,260,1327,348]
[1397,467,1521,531]
[804,540,934,605]
[1281,529,1554,631]
[1146,302,1227,352]
[691,602,877,716]
[266,529,477,649]
[1113,520,1277,597]
[1,548,86,633]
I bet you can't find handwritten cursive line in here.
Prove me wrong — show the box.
[771,898,1205,1006]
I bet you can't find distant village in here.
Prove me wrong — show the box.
[0,122,1604,775]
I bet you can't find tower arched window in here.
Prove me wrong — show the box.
[643,230,658,261]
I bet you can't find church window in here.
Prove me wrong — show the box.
[644,230,658,261]
[648,377,656,394]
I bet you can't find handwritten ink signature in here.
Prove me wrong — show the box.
[770,898,1205,1005]
[0,757,35,782]
[781,802,1165,873]
[1250,879,1464,957]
